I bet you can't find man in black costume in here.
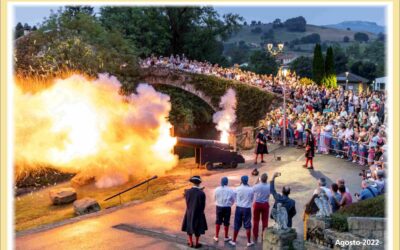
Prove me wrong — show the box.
[303,128,315,169]
[181,176,208,248]
[254,128,269,164]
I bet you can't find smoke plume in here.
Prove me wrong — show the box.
[212,88,237,143]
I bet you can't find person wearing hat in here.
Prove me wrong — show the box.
[213,177,235,242]
[181,176,208,248]
[229,176,255,247]
[303,128,316,169]
[254,128,268,164]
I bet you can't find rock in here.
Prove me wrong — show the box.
[49,188,77,205]
[73,197,101,215]
[263,227,297,250]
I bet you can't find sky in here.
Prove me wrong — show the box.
[13,5,386,27]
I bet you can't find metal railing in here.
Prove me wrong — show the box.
[104,175,158,204]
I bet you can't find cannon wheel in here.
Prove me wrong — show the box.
[205,162,214,170]
[230,161,238,168]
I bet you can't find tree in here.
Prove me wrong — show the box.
[243,21,247,26]
[64,6,94,16]
[299,33,320,44]
[15,22,24,39]
[354,32,369,42]
[343,36,350,42]
[246,50,278,75]
[284,16,306,32]
[350,61,377,80]
[14,8,139,85]
[99,7,243,64]
[332,46,348,74]
[289,56,313,78]
[272,18,283,28]
[251,20,257,26]
[323,47,337,88]
[312,44,324,84]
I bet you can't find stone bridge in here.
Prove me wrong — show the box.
[139,67,219,111]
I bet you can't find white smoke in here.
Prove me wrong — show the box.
[212,88,237,143]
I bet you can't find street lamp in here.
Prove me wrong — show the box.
[282,68,288,147]
[345,71,349,90]
[266,42,284,56]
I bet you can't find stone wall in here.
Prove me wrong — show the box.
[305,216,385,250]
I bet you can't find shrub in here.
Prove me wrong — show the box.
[188,73,276,126]
[331,195,385,232]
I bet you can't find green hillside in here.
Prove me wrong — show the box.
[227,23,377,45]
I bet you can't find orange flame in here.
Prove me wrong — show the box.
[14,73,178,188]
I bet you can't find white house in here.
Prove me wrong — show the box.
[374,77,387,91]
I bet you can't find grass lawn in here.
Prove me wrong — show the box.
[15,158,209,232]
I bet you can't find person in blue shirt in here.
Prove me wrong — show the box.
[329,183,342,212]
[270,173,297,228]
[355,180,379,201]
[252,173,271,242]
[213,177,235,243]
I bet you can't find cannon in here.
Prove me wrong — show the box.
[176,137,245,170]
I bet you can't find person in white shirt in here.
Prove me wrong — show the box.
[213,177,235,242]
[229,176,255,247]
[313,178,332,198]
[252,173,271,242]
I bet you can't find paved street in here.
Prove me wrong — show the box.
[16,146,367,250]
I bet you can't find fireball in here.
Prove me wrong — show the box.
[14,73,178,188]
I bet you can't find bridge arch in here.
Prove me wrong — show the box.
[139,67,218,111]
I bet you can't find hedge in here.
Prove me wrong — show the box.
[187,73,277,126]
[331,195,385,232]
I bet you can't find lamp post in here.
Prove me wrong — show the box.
[266,42,286,146]
[345,71,349,90]
[282,68,288,146]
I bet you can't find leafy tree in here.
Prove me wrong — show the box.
[243,21,247,26]
[323,47,337,88]
[300,33,320,44]
[343,36,350,42]
[299,77,314,85]
[99,7,243,65]
[284,16,306,32]
[64,6,94,16]
[350,61,376,80]
[14,7,139,84]
[15,22,24,39]
[251,20,257,26]
[272,18,284,28]
[225,41,250,65]
[246,50,278,75]
[23,23,31,31]
[332,46,348,74]
[377,32,385,42]
[312,44,324,84]
[354,32,369,42]
[32,26,38,31]
[289,56,312,78]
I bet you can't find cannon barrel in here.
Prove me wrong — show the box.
[176,137,230,149]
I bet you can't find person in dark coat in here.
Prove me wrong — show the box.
[303,128,315,169]
[270,173,296,228]
[181,176,208,248]
[254,128,268,164]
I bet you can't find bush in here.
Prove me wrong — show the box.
[299,77,314,85]
[331,195,385,232]
[300,33,321,44]
[251,27,263,34]
[354,32,369,42]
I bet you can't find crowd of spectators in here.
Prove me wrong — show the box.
[140,54,387,172]
[141,54,387,196]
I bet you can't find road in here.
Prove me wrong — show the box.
[16,146,367,250]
